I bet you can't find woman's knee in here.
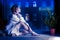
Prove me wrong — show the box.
[20,22,29,30]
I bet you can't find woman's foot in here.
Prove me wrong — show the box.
[32,33,40,36]
[32,32,40,36]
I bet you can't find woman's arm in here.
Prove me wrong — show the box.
[19,14,29,26]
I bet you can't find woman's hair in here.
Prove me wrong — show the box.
[11,4,19,12]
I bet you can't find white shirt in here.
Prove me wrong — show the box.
[6,13,29,34]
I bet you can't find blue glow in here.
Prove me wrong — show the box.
[41,1,46,8]
[33,1,37,7]
[25,2,29,7]
[9,2,21,8]
[9,2,14,8]
[51,0,54,8]
[16,2,21,7]
[7,0,54,8]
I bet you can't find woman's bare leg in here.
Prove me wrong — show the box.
[20,22,39,36]
[28,27,39,36]
[20,22,29,30]
[11,22,39,36]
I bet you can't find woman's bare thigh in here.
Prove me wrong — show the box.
[20,22,28,30]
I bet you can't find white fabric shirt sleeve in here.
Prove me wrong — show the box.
[6,14,20,31]
[11,14,20,24]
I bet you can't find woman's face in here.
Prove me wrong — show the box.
[16,7,21,13]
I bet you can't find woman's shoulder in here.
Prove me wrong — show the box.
[12,14,18,19]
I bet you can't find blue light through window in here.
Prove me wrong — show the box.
[9,2,14,8]
[42,1,46,8]
[25,2,29,7]
[16,2,21,7]
[51,0,54,8]
[33,1,37,7]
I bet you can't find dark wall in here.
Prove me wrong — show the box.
[55,0,60,34]
[0,0,5,30]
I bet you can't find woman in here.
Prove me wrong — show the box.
[6,4,39,36]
